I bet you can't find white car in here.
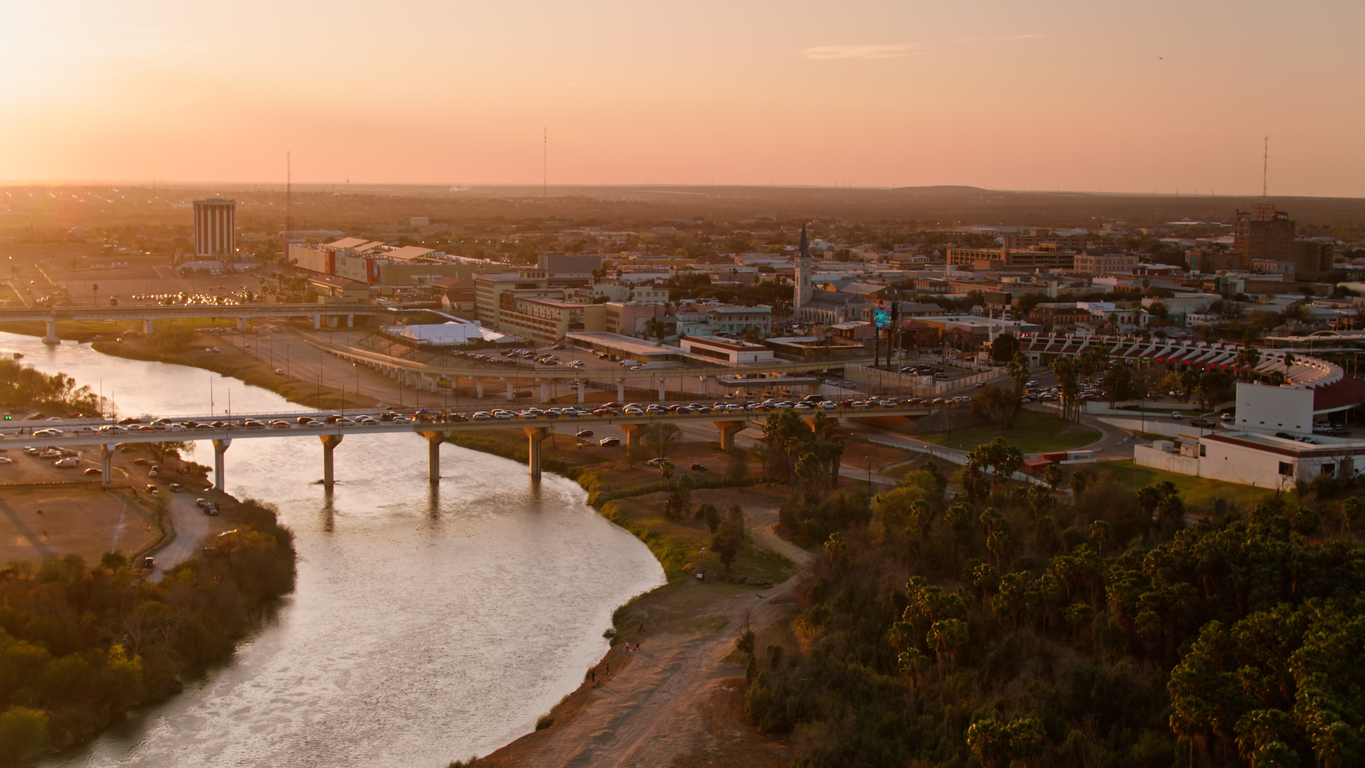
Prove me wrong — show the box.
[472,412,492,421]
[1171,412,1183,420]
[54,457,80,468]
[0,457,13,464]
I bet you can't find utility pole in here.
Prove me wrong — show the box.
[1262,136,1269,197]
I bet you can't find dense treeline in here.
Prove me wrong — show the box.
[0,359,101,415]
[745,442,1365,767]
[0,500,295,766]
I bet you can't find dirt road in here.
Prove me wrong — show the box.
[479,505,810,768]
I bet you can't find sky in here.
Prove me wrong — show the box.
[1,0,1362,197]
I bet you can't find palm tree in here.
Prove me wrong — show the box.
[658,459,675,490]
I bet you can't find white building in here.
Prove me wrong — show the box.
[1136,431,1364,490]
[680,336,775,364]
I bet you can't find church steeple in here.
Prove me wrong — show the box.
[799,221,809,258]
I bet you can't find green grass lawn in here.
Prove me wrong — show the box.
[916,410,1101,454]
[1093,460,1259,507]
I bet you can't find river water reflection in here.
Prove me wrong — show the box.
[1,334,665,767]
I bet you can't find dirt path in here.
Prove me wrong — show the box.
[478,505,812,768]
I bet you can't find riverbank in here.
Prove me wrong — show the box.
[444,428,811,767]
[91,332,381,411]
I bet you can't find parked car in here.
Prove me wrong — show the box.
[575,430,594,438]
[1170,412,1183,420]
[690,463,708,471]
[598,437,620,447]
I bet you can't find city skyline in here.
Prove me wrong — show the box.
[2,1,1363,197]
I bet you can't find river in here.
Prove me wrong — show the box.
[0,333,666,767]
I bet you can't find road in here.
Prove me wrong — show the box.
[153,491,209,577]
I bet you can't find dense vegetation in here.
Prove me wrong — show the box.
[0,359,101,415]
[744,439,1365,767]
[0,500,295,766]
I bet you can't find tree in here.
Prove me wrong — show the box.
[91,282,99,306]
[644,422,682,460]
[990,333,1019,363]
[658,459,675,490]
[0,706,48,766]
[1043,463,1062,492]
[970,385,1019,426]
[146,440,193,465]
[1068,470,1090,497]
[712,505,747,575]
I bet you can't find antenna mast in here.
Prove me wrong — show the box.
[543,127,547,199]
[285,151,292,257]
[1262,135,1268,197]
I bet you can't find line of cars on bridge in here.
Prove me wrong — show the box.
[2,391,966,440]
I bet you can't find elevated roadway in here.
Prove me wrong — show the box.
[2,404,931,489]
[0,303,385,342]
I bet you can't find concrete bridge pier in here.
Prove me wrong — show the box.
[211,438,231,492]
[620,423,648,451]
[575,379,584,404]
[538,379,548,403]
[524,426,549,480]
[506,381,514,401]
[237,317,248,332]
[43,320,58,345]
[420,431,443,483]
[657,378,666,402]
[346,314,354,328]
[99,444,114,490]
[319,434,343,489]
[474,379,484,398]
[143,318,154,335]
[313,314,322,330]
[715,421,743,452]
[616,378,625,402]
[429,376,437,393]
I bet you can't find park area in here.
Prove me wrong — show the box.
[915,410,1100,454]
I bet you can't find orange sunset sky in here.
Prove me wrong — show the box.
[2,1,1362,197]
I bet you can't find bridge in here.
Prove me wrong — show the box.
[0,303,385,343]
[303,334,881,402]
[2,404,932,491]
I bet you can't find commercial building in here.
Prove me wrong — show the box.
[495,296,607,345]
[1072,250,1139,275]
[679,336,775,364]
[1186,249,1242,274]
[1234,205,1295,270]
[193,198,236,258]
[1136,431,1365,489]
[538,254,603,275]
[946,246,1075,271]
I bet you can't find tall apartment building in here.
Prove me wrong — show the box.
[193,198,236,258]
[1234,205,1295,270]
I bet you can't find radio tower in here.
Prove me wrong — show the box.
[1262,136,1268,197]
[284,151,292,258]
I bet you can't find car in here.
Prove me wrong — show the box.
[1221,412,1234,421]
[1170,412,1183,420]
[142,557,155,570]
[646,457,663,467]
[690,463,708,471]
[1297,436,1317,444]
[0,456,13,465]
[598,437,621,447]
[1190,418,1216,428]
[195,498,209,507]
[83,467,101,475]
[1275,432,1296,440]
[204,503,219,516]
[169,483,184,493]
[575,429,594,438]
[145,484,158,494]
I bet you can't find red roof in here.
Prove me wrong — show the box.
[1313,376,1365,413]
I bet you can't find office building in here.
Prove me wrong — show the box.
[193,197,236,258]
[1234,205,1295,270]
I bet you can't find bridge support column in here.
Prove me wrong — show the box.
[420,431,443,483]
[314,314,321,330]
[575,379,584,404]
[474,379,484,398]
[346,314,354,328]
[43,320,58,345]
[429,376,437,393]
[714,421,743,452]
[211,438,231,492]
[620,423,648,452]
[524,427,549,480]
[616,378,625,402]
[538,380,548,403]
[506,381,514,401]
[319,434,343,489]
[99,444,114,490]
[143,318,154,335]
[658,378,666,402]
[237,317,248,332]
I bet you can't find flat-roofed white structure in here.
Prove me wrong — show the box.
[680,336,774,364]
[1136,430,1365,489]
